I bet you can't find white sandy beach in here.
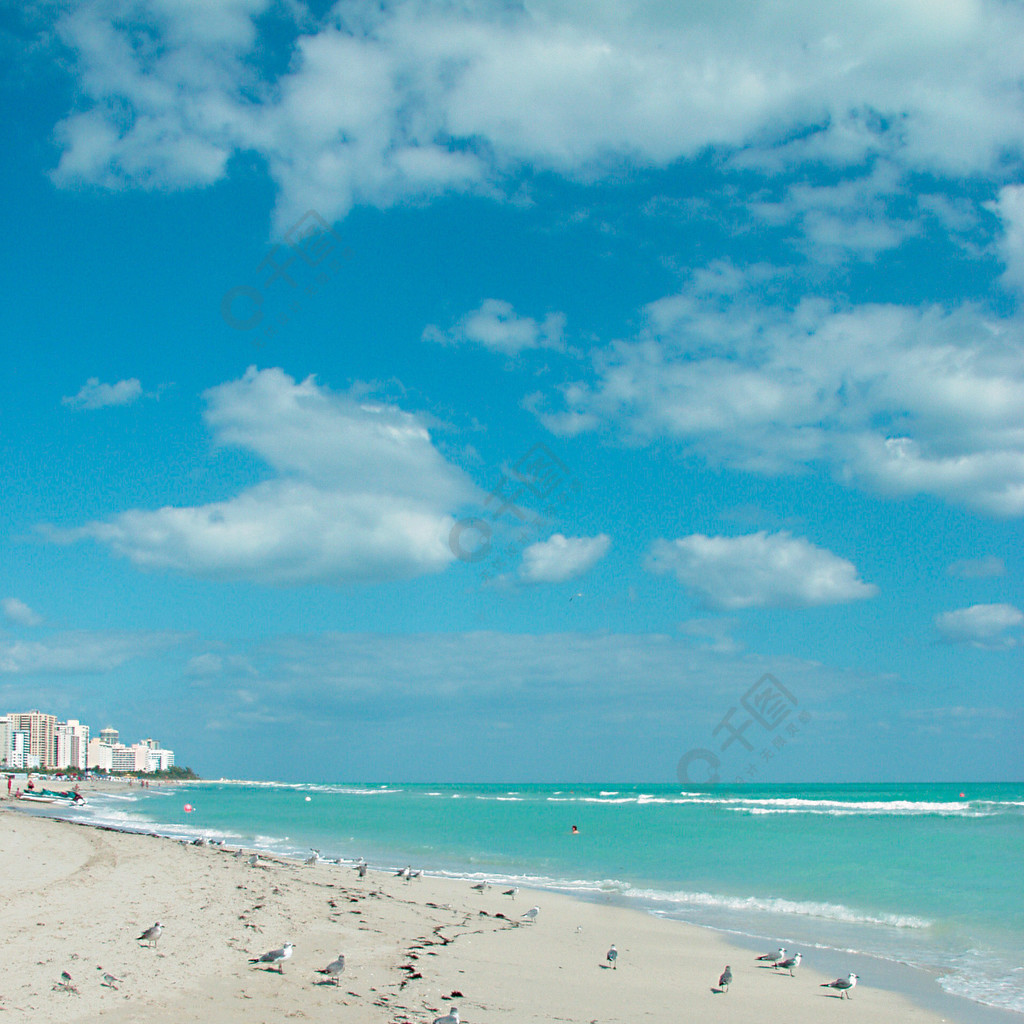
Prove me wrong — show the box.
[0,789,950,1024]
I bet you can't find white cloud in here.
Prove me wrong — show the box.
[991,184,1024,292]
[518,533,610,583]
[539,275,1024,515]
[424,299,566,355]
[47,367,480,585]
[646,531,877,609]
[750,162,918,263]
[45,1,1024,230]
[62,376,143,409]
[0,631,178,674]
[946,556,1006,579]
[934,603,1024,648]
[2,598,43,627]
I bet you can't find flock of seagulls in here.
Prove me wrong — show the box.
[713,946,858,1000]
[66,847,866,1019]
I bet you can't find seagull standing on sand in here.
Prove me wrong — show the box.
[821,972,858,998]
[521,905,540,924]
[777,952,802,976]
[471,881,489,892]
[250,942,294,973]
[315,953,346,985]
[718,965,732,991]
[503,887,518,900]
[606,944,618,969]
[432,1007,460,1024]
[137,922,162,948]
[755,946,786,965]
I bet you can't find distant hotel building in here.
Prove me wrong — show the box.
[1,711,173,773]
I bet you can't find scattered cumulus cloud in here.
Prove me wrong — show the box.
[62,377,143,409]
[646,531,878,610]
[518,533,610,584]
[934,603,1024,648]
[423,299,566,355]
[44,1,1024,234]
[538,273,1024,516]
[2,598,43,627]
[45,367,480,585]
[991,184,1024,292]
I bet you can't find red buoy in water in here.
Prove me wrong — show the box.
[184,803,194,813]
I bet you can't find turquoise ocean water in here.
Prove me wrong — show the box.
[50,781,1023,1019]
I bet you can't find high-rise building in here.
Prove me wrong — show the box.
[8,711,57,767]
[0,716,10,766]
[54,720,90,771]
[87,737,114,772]
[99,726,119,746]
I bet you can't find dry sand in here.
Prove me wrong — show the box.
[0,794,948,1024]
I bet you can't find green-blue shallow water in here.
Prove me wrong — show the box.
[56,781,1024,1017]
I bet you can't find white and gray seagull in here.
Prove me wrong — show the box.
[315,953,346,985]
[502,886,519,900]
[606,944,618,969]
[777,952,802,976]
[717,965,732,991]
[432,1007,460,1024]
[520,905,540,923]
[755,946,786,965]
[821,972,858,998]
[250,942,294,973]
[137,922,162,948]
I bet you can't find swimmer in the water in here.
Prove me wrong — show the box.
[571,825,579,834]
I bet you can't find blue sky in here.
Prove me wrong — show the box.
[1,0,1022,782]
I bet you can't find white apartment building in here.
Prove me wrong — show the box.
[54,720,90,771]
[87,738,114,771]
[146,748,175,772]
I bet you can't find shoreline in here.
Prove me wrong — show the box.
[1,788,1007,1024]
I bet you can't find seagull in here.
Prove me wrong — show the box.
[315,953,346,985]
[821,972,858,998]
[357,862,367,878]
[471,881,489,892]
[718,965,732,991]
[137,922,162,948]
[606,944,618,969]
[396,865,411,880]
[521,905,540,923]
[432,1007,460,1024]
[234,848,246,859]
[248,854,260,867]
[502,887,519,900]
[250,942,294,973]
[777,952,802,976]
[756,946,786,965]
[410,869,422,880]
[305,850,321,866]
